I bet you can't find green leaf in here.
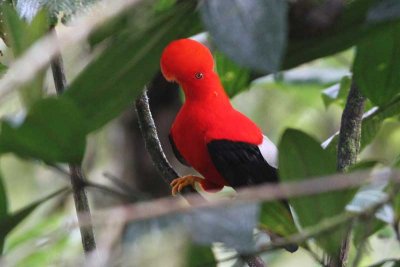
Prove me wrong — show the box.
[1,6,47,107]
[279,129,356,257]
[0,63,7,77]
[185,243,215,267]
[259,201,297,238]
[200,0,288,73]
[282,0,400,70]
[65,1,201,132]
[154,0,177,12]
[214,51,251,98]
[0,1,13,45]
[353,22,400,106]
[0,97,87,164]
[352,219,386,248]
[1,5,27,55]
[348,160,379,172]
[279,129,337,179]
[0,187,68,254]
[322,76,351,108]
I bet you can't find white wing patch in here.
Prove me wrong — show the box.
[258,135,278,168]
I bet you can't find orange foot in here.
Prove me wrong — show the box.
[170,175,203,196]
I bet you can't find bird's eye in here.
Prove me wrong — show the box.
[194,72,204,79]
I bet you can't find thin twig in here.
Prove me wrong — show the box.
[50,28,96,254]
[102,171,147,199]
[83,181,137,202]
[45,163,142,201]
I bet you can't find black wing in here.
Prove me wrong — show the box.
[208,139,299,253]
[207,139,278,188]
[169,134,190,167]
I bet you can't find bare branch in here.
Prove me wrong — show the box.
[332,81,366,267]
[50,28,97,255]
[337,82,366,171]
[83,181,138,202]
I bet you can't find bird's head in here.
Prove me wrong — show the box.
[160,39,215,86]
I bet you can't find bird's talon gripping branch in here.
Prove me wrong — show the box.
[170,175,202,196]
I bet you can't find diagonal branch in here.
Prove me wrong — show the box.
[135,87,199,196]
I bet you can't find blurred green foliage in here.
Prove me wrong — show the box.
[1,6,47,107]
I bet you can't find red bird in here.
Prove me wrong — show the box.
[160,38,280,195]
[161,40,298,253]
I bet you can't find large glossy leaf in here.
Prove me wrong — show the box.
[200,0,288,73]
[259,201,297,238]
[353,22,400,106]
[279,129,356,257]
[0,97,86,163]
[0,187,68,254]
[64,1,201,132]
[1,6,47,107]
[282,0,400,70]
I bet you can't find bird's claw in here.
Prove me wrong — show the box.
[170,175,203,196]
